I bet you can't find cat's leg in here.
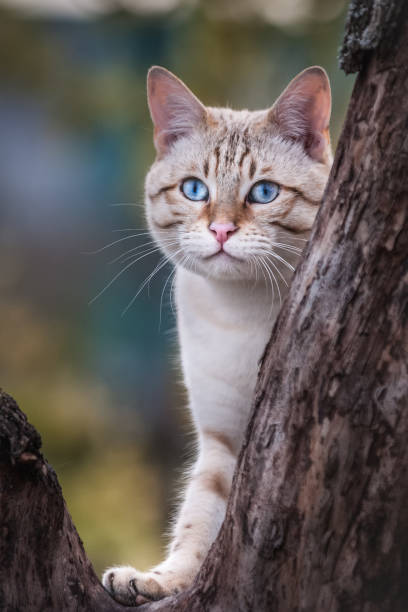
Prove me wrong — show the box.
[102,430,237,605]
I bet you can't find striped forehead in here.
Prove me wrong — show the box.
[204,128,255,184]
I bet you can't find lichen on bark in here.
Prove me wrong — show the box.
[339,0,405,73]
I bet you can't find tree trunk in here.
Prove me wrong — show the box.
[0,392,139,612]
[1,1,407,610]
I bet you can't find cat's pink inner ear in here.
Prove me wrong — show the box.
[270,67,331,163]
[147,67,207,155]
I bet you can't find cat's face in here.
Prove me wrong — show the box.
[145,67,332,282]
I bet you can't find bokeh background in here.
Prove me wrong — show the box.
[0,0,354,576]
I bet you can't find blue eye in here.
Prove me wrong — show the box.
[181,178,209,202]
[247,180,280,204]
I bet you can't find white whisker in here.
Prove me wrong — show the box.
[270,242,302,255]
[89,257,143,305]
[108,242,159,265]
[275,232,308,243]
[112,228,148,233]
[264,249,295,273]
[122,247,185,317]
[84,233,153,255]
[249,255,259,287]
[109,203,145,208]
[112,246,163,267]
[121,257,169,317]
[262,254,288,288]
[159,264,177,331]
[109,239,179,266]
[261,255,280,308]
[89,246,171,305]
[258,256,273,299]
[169,265,178,316]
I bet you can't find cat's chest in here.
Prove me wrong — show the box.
[175,268,279,386]
[175,268,280,436]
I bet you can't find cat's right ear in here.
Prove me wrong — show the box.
[147,67,207,156]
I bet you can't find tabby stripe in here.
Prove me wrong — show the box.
[272,220,309,234]
[238,147,250,169]
[152,219,182,229]
[288,187,320,206]
[149,183,178,200]
[249,158,257,179]
[214,146,220,175]
[226,131,239,165]
[204,429,236,455]
[203,158,209,178]
[195,471,229,500]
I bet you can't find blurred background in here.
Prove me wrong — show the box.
[0,0,354,576]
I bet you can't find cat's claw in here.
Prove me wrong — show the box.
[102,566,181,606]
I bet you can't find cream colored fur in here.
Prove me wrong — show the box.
[102,66,332,605]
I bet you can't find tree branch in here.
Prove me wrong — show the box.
[1,1,407,610]
[0,391,137,611]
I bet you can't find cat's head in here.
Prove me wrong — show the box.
[145,66,332,282]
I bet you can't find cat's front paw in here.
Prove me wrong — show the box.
[102,565,183,606]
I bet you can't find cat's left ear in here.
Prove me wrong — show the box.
[147,66,207,156]
[269,67,331,163]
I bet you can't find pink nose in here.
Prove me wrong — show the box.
[209,222,237,245]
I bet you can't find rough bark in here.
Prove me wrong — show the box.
[340,0,406,73]
[0,391,139,612]
[1,1,408,610]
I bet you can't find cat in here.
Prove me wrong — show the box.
[102,65,332,605]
